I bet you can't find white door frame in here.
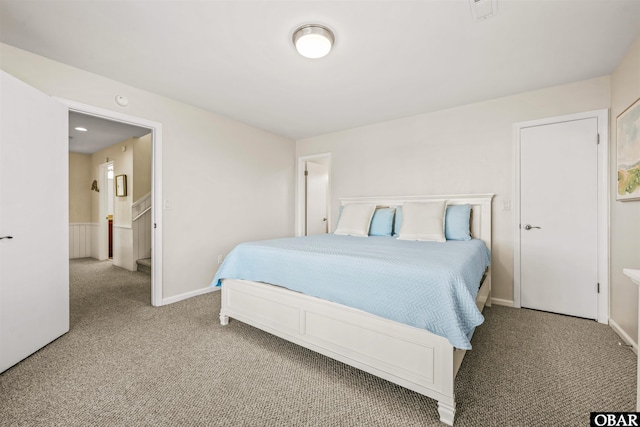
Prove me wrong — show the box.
[57,98,164,307]
[98,161,114,261]
[513,109,609,323]
[296,153,331,237]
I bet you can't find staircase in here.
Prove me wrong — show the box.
[136,257,151,275]
[132,192,152,275]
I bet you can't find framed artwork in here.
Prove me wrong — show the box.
[115,174,127,197]
[617,97,640,201]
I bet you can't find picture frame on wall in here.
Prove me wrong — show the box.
[617,97,640,201]
[115,174,127,197]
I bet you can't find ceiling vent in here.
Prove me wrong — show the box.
[469,0,498,21]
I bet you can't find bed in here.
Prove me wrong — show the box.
[213,194,493,425]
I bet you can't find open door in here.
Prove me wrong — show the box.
[305,161,329,235]
[0,70,69,372]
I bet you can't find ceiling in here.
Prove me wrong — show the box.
[1,1,639,141]
[69,112,150,154]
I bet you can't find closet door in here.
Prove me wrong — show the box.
[0,70,69,372]
[519,117,598,320]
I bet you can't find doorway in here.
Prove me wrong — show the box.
[70,111,151,268]
[106,162,114,258]
[62,99,164,306]
[513,109,609,323]
[297,153,331,236]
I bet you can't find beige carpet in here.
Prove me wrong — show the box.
[0,258,635,426]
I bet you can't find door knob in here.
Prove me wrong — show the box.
[0,236,13,240]
[322,218,327,222]
[523,224,541,230]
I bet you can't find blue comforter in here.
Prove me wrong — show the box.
[211,234,490,349]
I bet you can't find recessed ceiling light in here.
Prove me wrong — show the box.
[292,24,334,59]
[75,127,88,132]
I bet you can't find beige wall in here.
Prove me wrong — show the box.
[0,42,295,301]
[296,76,610,303]
[610,36,640,343]
[133,133,152,201]
[71,133,152,227]
[68,152,92,223]
[91,137,135,227]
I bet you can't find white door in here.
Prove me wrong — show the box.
[0,71,69,372]
[305,161,328,235]
[519,118,598,319]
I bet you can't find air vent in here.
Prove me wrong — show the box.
[469,0,498,21]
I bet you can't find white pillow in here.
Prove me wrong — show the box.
[397,201,447,242]
[334,204,376,237]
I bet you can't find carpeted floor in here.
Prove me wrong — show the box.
[0,258,636,426]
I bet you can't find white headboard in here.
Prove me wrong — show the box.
[339,194,494,250]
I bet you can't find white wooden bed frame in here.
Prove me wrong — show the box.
[219,194,494,425]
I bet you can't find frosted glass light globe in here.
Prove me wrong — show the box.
[293,25,334,59]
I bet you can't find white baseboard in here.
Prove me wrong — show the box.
[161,285,219,306]
[609,317,638,355]
[490,298,514,308]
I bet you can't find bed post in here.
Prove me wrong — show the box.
[220,312,229,325]
[438,401,456,426]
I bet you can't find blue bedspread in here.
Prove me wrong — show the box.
[211,234,490,349]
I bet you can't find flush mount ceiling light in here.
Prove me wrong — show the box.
[292,24,334,59]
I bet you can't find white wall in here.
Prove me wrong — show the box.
[1,43,295,301]
[296,76,610,303]
[610,36,640,345]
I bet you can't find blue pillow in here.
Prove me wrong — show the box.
[393,206,403,236]
[445,204,472,241]
[369,208,395,236]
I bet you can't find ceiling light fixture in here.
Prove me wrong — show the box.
[292,24,334,59]
[75,127,88,132]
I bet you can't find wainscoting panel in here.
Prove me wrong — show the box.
[90,224,100,259]
[133,209,152,262]
[113,225,135,271]
[132,192,152,264]
[69,223,97,259]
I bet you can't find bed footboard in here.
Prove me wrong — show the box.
[220,278,470,425]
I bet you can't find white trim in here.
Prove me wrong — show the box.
[56,98,164,307]
[490,298,514,308]
[162,285,219,305]
[296,153,332,237]
[132,192,151,208]
[112,225,133,230]
[609,317,638,355]
[132,206,152,223]
[97,161,113,261]
[512,109,609,324]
